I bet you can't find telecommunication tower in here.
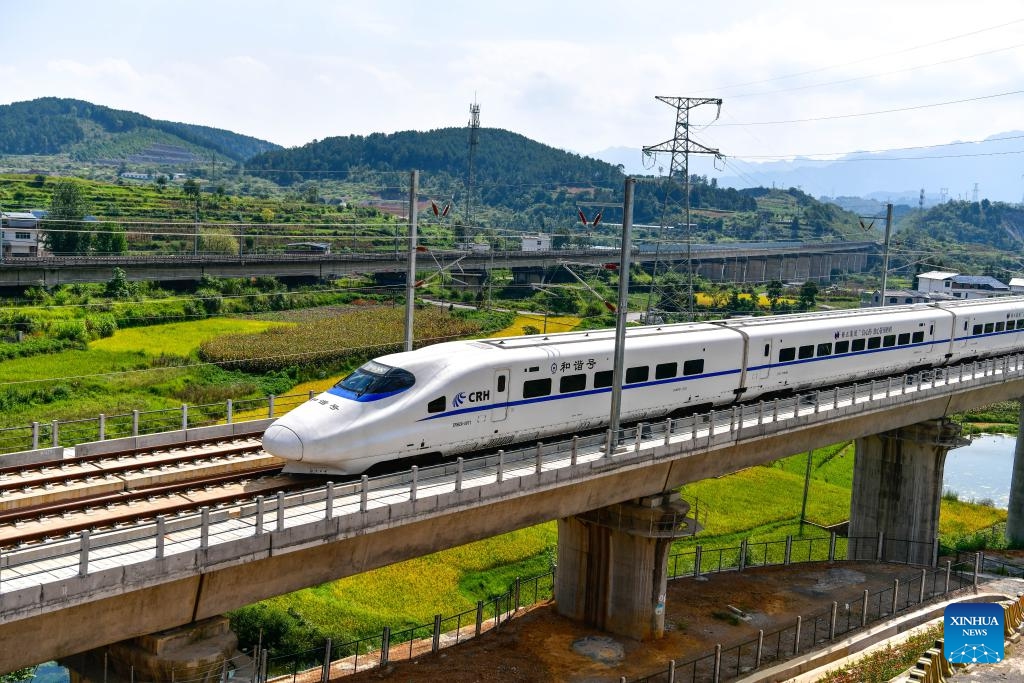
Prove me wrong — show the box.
[642,96,724,321]
[919,189,925,213]
[464,100,481,237]
[972,182,980,203]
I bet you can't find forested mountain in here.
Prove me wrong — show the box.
[245,128,766,229]
[897,200,1024,252]
[0,98,280,162]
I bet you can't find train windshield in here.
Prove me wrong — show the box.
[334,360,415,397]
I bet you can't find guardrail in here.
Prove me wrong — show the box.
[0,392,311,458]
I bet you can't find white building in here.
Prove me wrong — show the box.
[1009,277,1024,294]
[521,234,551,252]
[916,270,1010,299]
[1,211,42,258]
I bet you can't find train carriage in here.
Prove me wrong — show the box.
[264,297,1024,476]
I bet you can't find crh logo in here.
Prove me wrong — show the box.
[453,390,490,409]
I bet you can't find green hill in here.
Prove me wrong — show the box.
[0,97,280,163]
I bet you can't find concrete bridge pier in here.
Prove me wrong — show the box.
[848,419,965,566]
[1004,400,1024,545]
[555,493,699,640]
[63,617,238,683]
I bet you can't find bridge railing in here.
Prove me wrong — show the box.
[0,391,313,456]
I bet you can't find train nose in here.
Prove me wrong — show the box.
[263,424,304,461]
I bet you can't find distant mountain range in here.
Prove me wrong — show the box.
[591,131,1024,205]
[0,97,280,165]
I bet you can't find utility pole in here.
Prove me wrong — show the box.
[643,96,724,322]
[608,177,636,455]
[879,203,893,306]
[405,170,419,352]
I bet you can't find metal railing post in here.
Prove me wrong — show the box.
[31,421,39,450]
[51,420,59,447]
[829,601,837,640]
[99,413,106,441]
[380,626,390,667]
[132,410,139,436]
[891,579,899,614]
[945,560,952,593]
[276,491,285,531]
[829,532,836,561]
[432,614,442,653]
[200,507,210,549]
[665,418,673,445]
[497,450,505,482]
[571,436,578,466]
[79,530,90,577]
[268,394,275,418]
[713,644,721,682]
[255,496,265,535]
[410,465,418,502]
[694,546,702,577]
[536,442,544,473]
[226,399,233,424]
[793,616,802,655]
[455,457,464,491]
[360,475,369,512]
[862,589,869,626]
[181,404,188,431]
[784,535,792,565]
[755,630,764,669]
[325,482,334,520]
[475,601,484,636]
[919,568,927,603]
[156,516,166,558]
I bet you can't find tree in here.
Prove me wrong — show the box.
[105,267,134,299]
[93,223,128,254]
[45,179,90,254]
[183,178,201,202]
[799,281,819,310]
[765,280,784,310]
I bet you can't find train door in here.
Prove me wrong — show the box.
[492,369,510,421]
[757,340,772,380]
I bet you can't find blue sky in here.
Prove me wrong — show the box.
[3,1,1023,173]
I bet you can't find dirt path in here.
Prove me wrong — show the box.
[333,561,938,683]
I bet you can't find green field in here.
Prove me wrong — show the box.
[90,317,291,356]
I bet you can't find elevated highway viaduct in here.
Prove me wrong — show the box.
[0,241,876,289]
[1,354,1018,673]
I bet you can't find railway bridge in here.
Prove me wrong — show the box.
[1,355,1021,674]
[0,240,876,289]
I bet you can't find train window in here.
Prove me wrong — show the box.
[1017,320,1024,330]
[427,396,446,413]
[336,362,415,396]
[594,370,613,388]
[683,359,704,376]
[882,335,896,347]
[984,323,994,334]
[527,366,539,373]
[852,339,866,352]
[912,331,924,344]
[763,343,770,357]
[497,375,506,393]
[816,343,832,356]
[655,362,677,380]
[523,378,552,399]
[798,345,814,360]
[996,322,1005,332]
[626,366,650,384]
[867,337,881,350]
[897,333,910,345]
[973,324,983,335]
[779,347,796,362]
[560,374,587,393]
[835,340,850,354]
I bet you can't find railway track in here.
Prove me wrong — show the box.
[0,435,310,548]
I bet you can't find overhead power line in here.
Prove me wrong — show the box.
[713,89,1024,127]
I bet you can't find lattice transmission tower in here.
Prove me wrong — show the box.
[642,96,723,322]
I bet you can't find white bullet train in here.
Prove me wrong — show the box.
[263,296,1024,475]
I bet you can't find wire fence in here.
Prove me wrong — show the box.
[184,537,986,683]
